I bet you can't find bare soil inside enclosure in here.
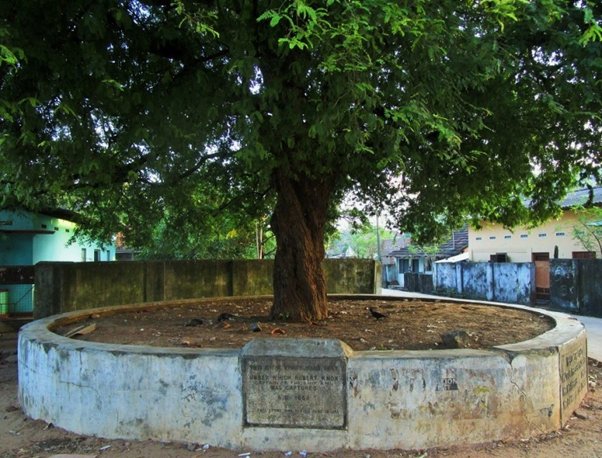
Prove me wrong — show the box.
[54,298,555,350]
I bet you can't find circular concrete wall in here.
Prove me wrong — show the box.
[18,297,587,452]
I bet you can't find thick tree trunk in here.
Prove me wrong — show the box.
[270,169,333,322]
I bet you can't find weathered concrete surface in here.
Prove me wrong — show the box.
[383,288,602,362]
[434,263,457,294]
[34,259,381,318]
[459,262,490,299]
[578,260,602,317]
[163,260,232,300]
[35,262,147,318]
[19,333,242,446]
[324,260,381,295]
[492,262,533,305]
[346,350,559,450]
[550,259,602,317]
[434,262,533,305]
[18,297,587,452]
[434,259,601,314]
[550,260,580,312]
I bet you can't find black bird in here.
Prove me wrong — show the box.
[217,312,236,322]
[368,307,388,320]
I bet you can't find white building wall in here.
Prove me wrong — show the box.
[469,210,598,262]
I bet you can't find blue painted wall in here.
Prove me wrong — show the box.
[0,209,116,313]
[433,262,534,305]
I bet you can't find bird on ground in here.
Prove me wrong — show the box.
[217,312,236,322]
[368,307,388,320]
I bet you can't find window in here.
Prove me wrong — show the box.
[476,237,482,241]
[504,235,511,239]
[572,251,596,259]
[411,258,420,272]
[489,236,496,240]
[556,232,565,237]
[538,233,547,238]
[425,258,433,272]
[398,259,410,273]
[81,248,87,262]
[490,253,508,262]
[520,234,528,239]
[94,249,101,262]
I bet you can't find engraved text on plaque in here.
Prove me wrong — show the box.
[243,356,347,429]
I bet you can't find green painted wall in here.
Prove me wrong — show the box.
[0,209,116,313]
[0,209,116,264]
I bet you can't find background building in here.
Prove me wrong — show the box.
[469,187,602,263]
[0,209,115,314]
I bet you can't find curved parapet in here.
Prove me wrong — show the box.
[18,298,587,452]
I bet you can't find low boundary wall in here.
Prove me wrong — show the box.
[551,259,602,317]
[19,296,587,452]
[34,259,381,318]
[434,262,533,305]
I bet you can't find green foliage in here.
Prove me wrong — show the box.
[135,213,274,260]
[580,4,602,44]
[328,223,394,259]
[0,0,600,252]
[572,206,602,254]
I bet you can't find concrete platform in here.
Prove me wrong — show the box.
[382,288,602,362]
[18,296,588,452]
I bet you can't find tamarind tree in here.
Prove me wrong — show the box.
[1,1,600,321]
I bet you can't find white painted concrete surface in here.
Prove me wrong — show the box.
[382,288,602,362]
[18,297,588,452]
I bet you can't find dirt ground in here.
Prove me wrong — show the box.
[2,299,602,458]
[54,298,554,351]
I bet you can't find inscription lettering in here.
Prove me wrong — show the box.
[243,356,347,429]
[442,377,458,391]
[437,368,459,391]
[560,344,587,412]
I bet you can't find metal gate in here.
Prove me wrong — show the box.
[0,266,35,315]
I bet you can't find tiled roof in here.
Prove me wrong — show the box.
[1,206,82,223]
[560,186,602,208]
[388,227,468,259]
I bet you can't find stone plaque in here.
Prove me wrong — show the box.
[559,336,588,424]
[242,347,347,429]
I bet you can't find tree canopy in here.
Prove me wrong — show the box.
[572,206,602,254]
[1,0,601,320]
